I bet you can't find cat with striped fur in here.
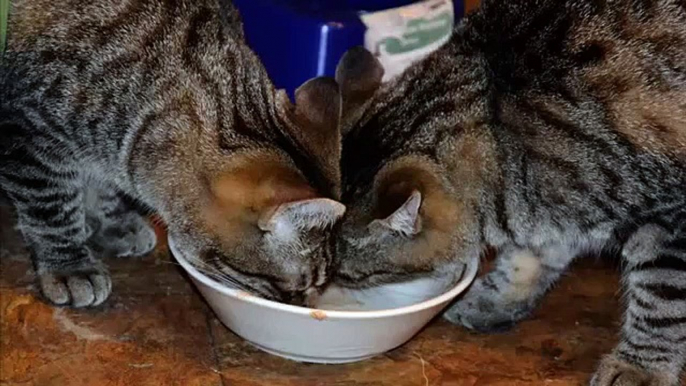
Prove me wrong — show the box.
[0,0,345,308]
[333,0,686,384]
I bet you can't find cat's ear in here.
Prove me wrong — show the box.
[207,154,345,245]
[370,190,422,236]
[335,46,384,135]
[280,77,343,198]
[293,77,342,136]
[258,198,346,235]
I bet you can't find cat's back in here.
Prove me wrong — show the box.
[7,0,245,65]
[463,0,686,88]
[1,0,251,170]
[461,0,686,159]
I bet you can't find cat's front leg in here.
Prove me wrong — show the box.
[4,172,112,308]
[591,224,686,386]
[86,185,156,258]
[444,245,575,332]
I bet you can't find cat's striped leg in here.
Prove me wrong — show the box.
[444,245,575,332]
[1,151,111,307]
[592,224,686,386]
[86,184,156,258]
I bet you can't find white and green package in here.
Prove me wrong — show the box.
[360,0,454,82]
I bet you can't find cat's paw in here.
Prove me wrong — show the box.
[90,211,157,258]
[443,290,533,333]
[590,355,677,386]
[39,262,112,308]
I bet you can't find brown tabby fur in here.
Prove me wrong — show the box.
[1,0,345,308]
[333,0,686,384]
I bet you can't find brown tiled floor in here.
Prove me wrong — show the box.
[1,201,634,386]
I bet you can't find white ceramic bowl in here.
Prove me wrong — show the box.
[169,238,478,364]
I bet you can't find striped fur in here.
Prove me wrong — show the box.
[335,0,686,384]
[0,0,344,308]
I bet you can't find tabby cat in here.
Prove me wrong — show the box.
[0,0,346,308]
[333,0,686,384]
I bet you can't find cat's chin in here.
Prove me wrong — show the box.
[331,274,422,291]
[255,286,327,307]
[332,263,467,293]
[303,287,321,308]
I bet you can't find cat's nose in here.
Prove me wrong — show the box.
[282,287,320,307]
[303,287,320,308]
[282,291,306,306]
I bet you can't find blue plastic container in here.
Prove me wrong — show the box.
[233,0,464,98]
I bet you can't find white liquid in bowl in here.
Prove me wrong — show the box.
[316,266,466,311]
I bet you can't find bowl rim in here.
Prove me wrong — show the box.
[168,237,479,319]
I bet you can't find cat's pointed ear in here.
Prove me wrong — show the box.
[258,198,346,234]
[335,46,384,135]
[293,77,342,135]
[283,77,342,198]
[370,190,422,236]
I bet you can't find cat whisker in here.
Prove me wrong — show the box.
[187,259,249,291]
[156,256,248,290]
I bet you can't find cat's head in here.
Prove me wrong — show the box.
[331,47,483,288]
[197,154,345,305]
[335,156,473,288]
[175,76,347,306]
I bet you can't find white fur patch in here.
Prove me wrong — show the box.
[507,250,543,302]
